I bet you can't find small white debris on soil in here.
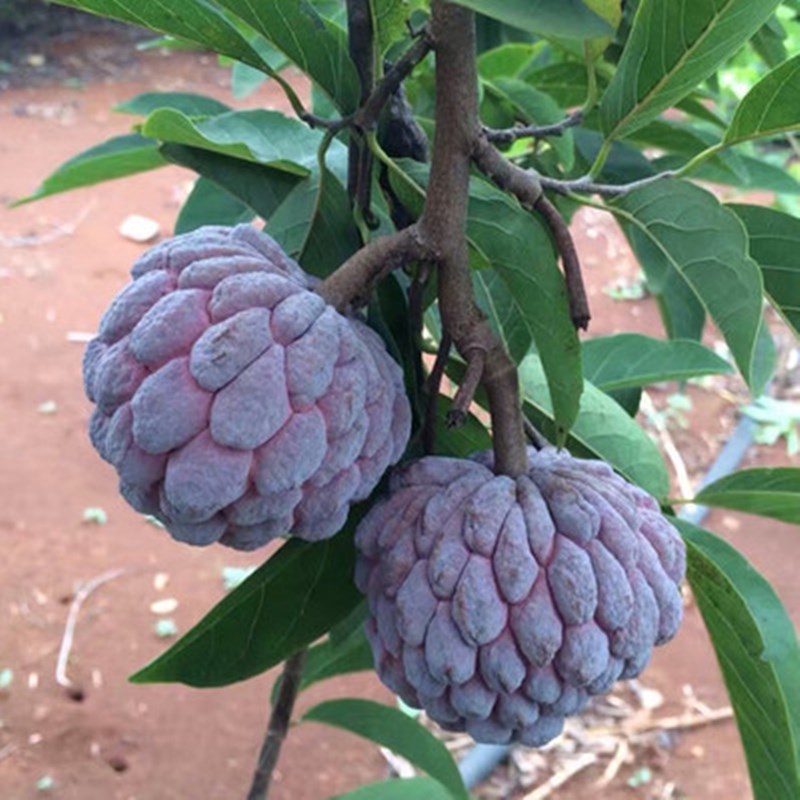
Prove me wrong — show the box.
[119,214,160,243]
[153,572,170,591]
[149,597,178,615]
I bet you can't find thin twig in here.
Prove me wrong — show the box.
[484,109,584,146]
[423,332,452,453]
[246,649,308,800]
[447,348,485,428]
[534,195,590,330]
[524,419,550,450]
[356,31,433,131]
[1,202,95,247]
[640,391,694,503]
[596,738,630,787]
[523,753,598,800]
[55,567,127,698]
[539,170,676,198]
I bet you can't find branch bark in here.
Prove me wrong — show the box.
[419,0,528,477]
[246,649,308,800]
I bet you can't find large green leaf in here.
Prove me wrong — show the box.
[266,168,361,278]
[450,0,612,39]
[332,778,456,800]
[728,204,800,337]
[115,91,232,117]
[175,176,255,234]
[519,354,669,497]
[14,134,165,205]
[582,334,733,390]
[161,143,302,222]
[725,54,800,145]
[675,519,800,800]
[693,468,800,524]
[600,0,782,139]
[50,0,268,70]
[141,108,348,179]
[304,699,469,800]
[213,0,359,111]
[611,180,765,394]
[130,525,362,687]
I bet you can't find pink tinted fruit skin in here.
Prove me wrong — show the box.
[354,447,685,746]
[84,225,411,550]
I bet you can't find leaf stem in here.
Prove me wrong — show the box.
[589,137,613,178]
[246,648,308,800]
[676,142,725,178]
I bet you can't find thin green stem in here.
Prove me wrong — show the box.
[676,142,726,178]
[588,137,613,178]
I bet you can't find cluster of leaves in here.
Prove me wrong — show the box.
[17,1,800,798]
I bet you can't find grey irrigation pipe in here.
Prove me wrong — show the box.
[457,413,758,791]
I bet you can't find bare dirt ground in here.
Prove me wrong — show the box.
[1,27,798,800]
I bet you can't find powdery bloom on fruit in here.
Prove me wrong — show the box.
[84,225,411,550]
[354,447,685,746]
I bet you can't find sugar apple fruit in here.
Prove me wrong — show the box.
[354,447,685,746]
[83,224,411,550]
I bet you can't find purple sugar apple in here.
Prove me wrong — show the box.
[354,447,685,746]
[83,224,411,550]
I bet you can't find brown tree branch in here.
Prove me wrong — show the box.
[472,135,543,208]
[472,135,590,329]
[246,649,308,800]
[356,32,433,131]
[448,348,486,428]
[533,195,591,330]
[315,226,428,311]
[419,1,528,477]
[346,0,376,216]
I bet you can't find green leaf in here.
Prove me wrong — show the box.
[50,0,268,70]
[728,204,800,337]
[299,629,374,691]
[519,353,669,497]
[725,54,800,145]
[478,43,542,81]
[450,0,612,39]
[161,143,302,222]
[582,334,733,391]
[14,134,165,205]
[436,395,493,458]
[115,91,232,117]
[213,0,360,111]
[141,108,348,179]
[375,0,427,54]
[521,62,594,107]
[266,168,361,278]
[130,525,362,687]
[675,518,800,800]
[304,699,469,800]
[601,0,783,139]
[331,777,456,800]
[693,468,800,524]
[611,180,765,394]
[175,176,255,233]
